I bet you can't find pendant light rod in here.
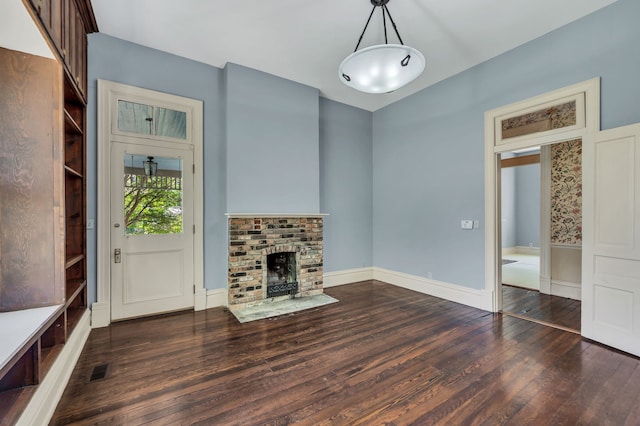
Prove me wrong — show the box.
[353,5,378,52]
[382,5,405,46]
[382,5,388,44]
[353,1,405,52]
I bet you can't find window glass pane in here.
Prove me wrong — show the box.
[155,107,187,139]
[123,154,183,235]
[118,101,153,135]
[501,100,577,140]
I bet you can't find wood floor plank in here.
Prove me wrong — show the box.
[51,281,640,425]
[502,285,581,331]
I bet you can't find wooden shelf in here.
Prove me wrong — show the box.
[66,280,87,305]
[63,109,83,135]
[66,307,85,335]
[64,165,83,178]
[65,254,85,270]
[39,344,64,380]
[0,385,36,426]
[63,66,86,105]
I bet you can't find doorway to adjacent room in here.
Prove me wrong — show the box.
[500,145,582,332]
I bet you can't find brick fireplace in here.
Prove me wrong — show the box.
[227,215,324,310]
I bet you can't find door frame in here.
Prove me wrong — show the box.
[93,80,204,327]
[484,78,600,314]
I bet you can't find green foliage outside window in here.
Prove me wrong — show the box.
[124,175,183,235]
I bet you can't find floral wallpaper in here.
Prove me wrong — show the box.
[551,139,582,245]
[502,101,577,139]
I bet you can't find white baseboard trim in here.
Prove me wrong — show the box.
[551,280,581,301]
[202,266,497,311]
[515,246,540,255]
[503,246,541,255]
[550,243,582,250]
[206,288,228,309]
[323,268,374,288]
[17,309,91,426]
[540,275,552,294]
[90,301,110,328]
[373,267,493,312]
[195,288,207,311]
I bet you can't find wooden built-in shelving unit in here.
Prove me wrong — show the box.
[0,0,97,423]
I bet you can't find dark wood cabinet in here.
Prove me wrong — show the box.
[63,0,81,93]
[0,0,96,422]
[35,0,64,52]
[28,0,95,100]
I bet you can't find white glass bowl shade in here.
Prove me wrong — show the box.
[338,44,425,93]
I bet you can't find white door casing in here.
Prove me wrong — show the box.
[110,142,194,320]
[582,124,640,356]
[484,78,600,315]
[94,80,204,327]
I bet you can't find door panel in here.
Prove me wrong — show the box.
[111,142,194,320]
[595,136,635,251]
[593,256,639,333]
[124,249,184,303]
[583,124,640,356]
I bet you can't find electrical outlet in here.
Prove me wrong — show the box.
[87,219,95,230]
[461,220,473,230]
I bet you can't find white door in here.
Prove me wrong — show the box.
[110,142,194,320]
[583,123,640,356]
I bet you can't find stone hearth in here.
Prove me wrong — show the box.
[227,215,324,310]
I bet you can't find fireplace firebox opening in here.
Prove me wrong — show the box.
[266,252,298,298]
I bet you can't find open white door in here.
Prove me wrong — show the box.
[583,123,640,356]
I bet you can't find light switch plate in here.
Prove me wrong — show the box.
[461,220,473,230]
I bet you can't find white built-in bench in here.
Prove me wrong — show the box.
[0,305,63,377]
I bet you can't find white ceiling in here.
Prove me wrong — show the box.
[0,0,54,59]
[91,0,618,112]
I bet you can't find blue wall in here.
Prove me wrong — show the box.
[515,163,541,248]
[87,34,227,300]
[501,159,541,250]
[372,0,640,290]
[319,98,373,272]
[225,63,320,213]
[501,165,516,249]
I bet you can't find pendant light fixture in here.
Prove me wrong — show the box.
[339,0,425,94]
[143,156,158,177]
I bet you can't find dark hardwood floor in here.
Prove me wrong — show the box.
[51,281,639,425]
[502,284,581,332]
